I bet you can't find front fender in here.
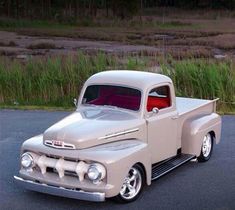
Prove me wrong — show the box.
[181,113,221,156]
[78,140,151,198]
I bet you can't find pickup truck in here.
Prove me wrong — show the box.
[14,70,222,203]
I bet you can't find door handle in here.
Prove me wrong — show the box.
[171,115,179,120]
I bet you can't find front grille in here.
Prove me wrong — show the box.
[46,167,55,173]
[64,170,78,177]
[29,152,89,181]
[46,167,78,178]
[45,154,78,162]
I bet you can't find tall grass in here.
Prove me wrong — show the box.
[0,53,118,107]
[161,59,235,112]
[0,53,235,112]
[0,53,146,107]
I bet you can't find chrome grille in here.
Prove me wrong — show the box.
[28,152,89,181]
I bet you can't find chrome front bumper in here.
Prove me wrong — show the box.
[14,176,105,202]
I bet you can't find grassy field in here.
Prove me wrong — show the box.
[0,52,234,113]
[0,9,235,113]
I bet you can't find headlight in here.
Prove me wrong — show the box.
[21,153,34,169]
[87,164,106,182]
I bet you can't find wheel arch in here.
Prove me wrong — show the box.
[209,130,216,140]
[135,162,147,185]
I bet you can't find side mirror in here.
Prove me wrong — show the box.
[152,107,159,114]
[73,98,78,107]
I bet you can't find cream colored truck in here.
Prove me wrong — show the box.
[14,70,221,203]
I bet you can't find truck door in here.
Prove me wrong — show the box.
[146,84,178,164]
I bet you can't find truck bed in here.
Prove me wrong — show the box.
[175,97,219,150]
[176,97,218,116]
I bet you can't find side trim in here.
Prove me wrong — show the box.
[14,176,105,202]
[98,128,139,140]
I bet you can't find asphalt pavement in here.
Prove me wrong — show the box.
[0,109,234,210]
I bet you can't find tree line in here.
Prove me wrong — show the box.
[1,0,235,20]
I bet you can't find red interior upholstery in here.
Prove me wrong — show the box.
[86,86,141,111]
[89,97,107,105]
[88,87,114,105]
[89,95,141,110]
[147,96,170,112]
[108,95,140,110]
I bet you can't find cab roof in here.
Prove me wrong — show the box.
[85,70,172,91]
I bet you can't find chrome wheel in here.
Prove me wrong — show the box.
[119,166,142,200]
[198,132,214,162]
[202,133,212,158]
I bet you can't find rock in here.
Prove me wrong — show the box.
[154,34,174,40]
[214,54,227,59]
[16,54,29,59]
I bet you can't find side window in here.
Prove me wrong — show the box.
[147,85,171,112]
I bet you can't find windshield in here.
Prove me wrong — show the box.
[82,85,141,111]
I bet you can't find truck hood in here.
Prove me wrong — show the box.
[43,107,145,149]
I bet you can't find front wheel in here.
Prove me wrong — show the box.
[114,164,145,203]
[198,133,214,162]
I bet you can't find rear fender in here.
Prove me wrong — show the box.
[181,113,221,156]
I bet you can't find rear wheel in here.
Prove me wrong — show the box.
[114,164,144,203]
[198,133,214,162]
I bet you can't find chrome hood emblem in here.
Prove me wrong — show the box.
[44,140,75,150]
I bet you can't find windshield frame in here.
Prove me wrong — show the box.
[79,83,143,113]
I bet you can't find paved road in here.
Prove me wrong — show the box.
[0,110,234,210]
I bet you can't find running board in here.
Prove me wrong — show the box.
[151,154,195,181]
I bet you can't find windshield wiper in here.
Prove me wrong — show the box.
[84,104,118,109]
[103,105,118,109]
